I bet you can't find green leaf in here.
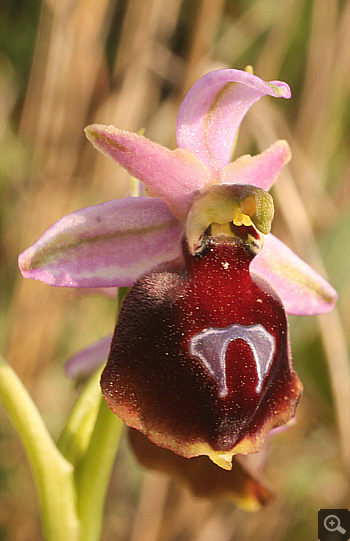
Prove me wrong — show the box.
[0,355,79,541]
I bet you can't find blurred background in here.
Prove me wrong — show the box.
[1,0,349,539]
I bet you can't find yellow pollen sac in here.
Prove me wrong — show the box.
[233,209,253,227]
[242,214,252,226]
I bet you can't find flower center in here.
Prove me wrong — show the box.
[185,184,274,255]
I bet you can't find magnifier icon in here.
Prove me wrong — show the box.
[324,514,346,534]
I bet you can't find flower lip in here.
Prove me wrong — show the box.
[101,225,303,469]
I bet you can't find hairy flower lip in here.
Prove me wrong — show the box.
[101,232,303,469]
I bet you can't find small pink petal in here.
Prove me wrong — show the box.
[251,234,338,315]
[220,140,291,190]
[176,69,291,173]
[65,335,112,378]
[85,125,210,219]
[19,197,183,288]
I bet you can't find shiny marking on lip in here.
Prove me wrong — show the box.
[190,324,275,397]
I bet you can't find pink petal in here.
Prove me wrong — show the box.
[19,197,183,288]
[251,234,338,315]
[65,335,113,378]
[85,125,210,219]
[176,69,291,173]
[220,140,291,190]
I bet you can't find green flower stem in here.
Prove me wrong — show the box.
[57,369,102,466]
[0,355,79,541]
[75,397,122,541]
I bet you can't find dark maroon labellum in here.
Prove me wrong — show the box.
[101,232,302,469]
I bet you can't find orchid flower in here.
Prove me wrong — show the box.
[19,69,337,484]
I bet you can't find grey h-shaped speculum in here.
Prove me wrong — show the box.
[189,324,275,397]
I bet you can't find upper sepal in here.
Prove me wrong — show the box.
[176,69,291,173]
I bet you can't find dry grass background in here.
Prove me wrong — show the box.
[1,0,349,540]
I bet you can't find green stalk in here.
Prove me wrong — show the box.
[0,356,79,541]
[57,369,102,466]
[75,397,122,541]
